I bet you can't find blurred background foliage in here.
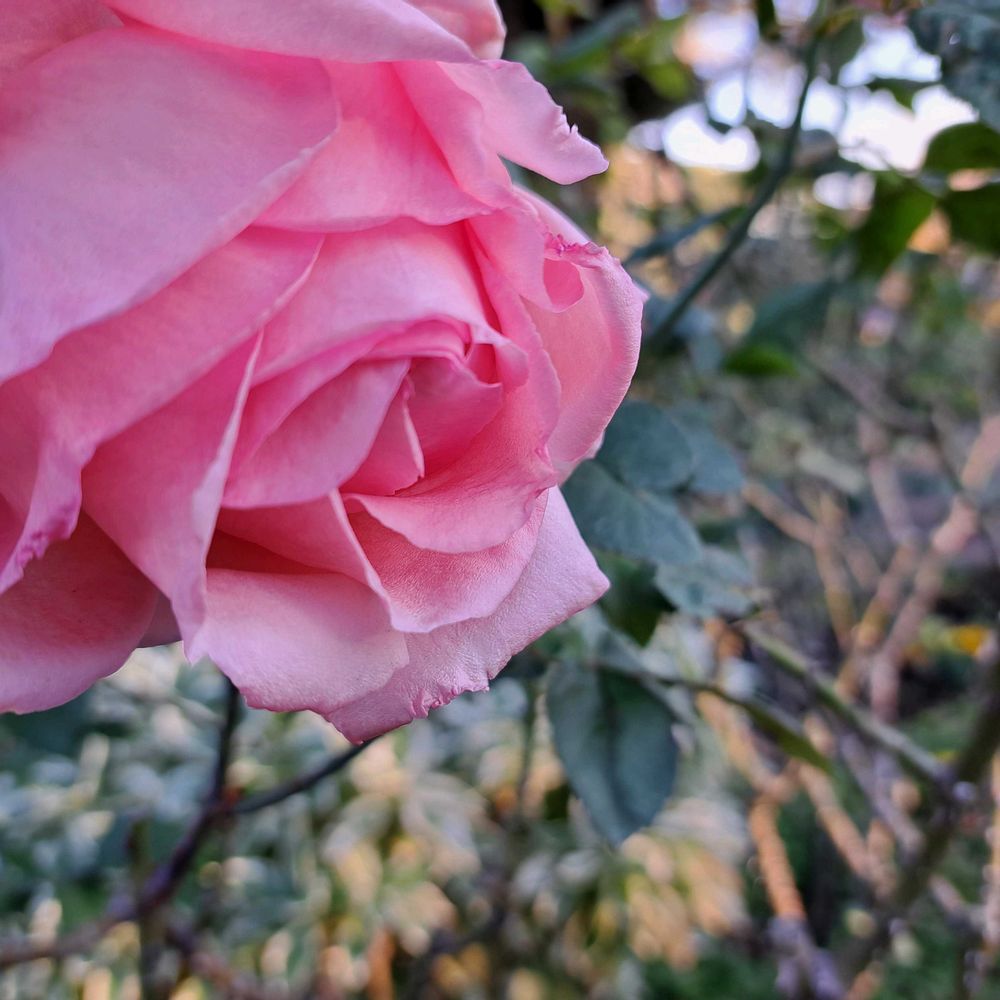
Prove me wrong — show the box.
[2,1,999,998]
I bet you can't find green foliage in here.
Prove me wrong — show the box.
[563,459,703,565]
[941,182,1000,254]
[924,121,1000,172]
[856,176,936,275]
[547,661,678,844]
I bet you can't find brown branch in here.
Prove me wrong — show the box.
[842,643,1000,986]
[741,624,949,792]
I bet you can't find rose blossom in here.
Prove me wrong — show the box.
[0,0,642,742]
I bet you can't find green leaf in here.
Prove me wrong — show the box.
[654,546,754,619]
[563,461,703,566]
[941,183,1000,253]
[866,76,931,111]
[667,407,745,495]
[724,342,799,376]
[910,1,1000,130]
[598,400,695,495]
[597,553,667,645]
[925,121,1000,172]
[855,177,936,275]
[548,662,678,844]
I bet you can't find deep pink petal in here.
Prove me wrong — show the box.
[217,494,379,587]
[83,339,260,632]
[415,0,505,57]
[106,0,481,61]
[0,229,320,593]
[330,489,607,742]
[343,384,425,496]
[0,516,157,714]
[0,27,336,380]
[406,356,504,472]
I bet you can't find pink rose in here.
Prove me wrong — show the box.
[0,0,642,741]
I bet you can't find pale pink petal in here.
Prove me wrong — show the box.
[0,0,118,81]
[83,339,260,632]
[256,225,491,380]
[469,202,584,311]
[406,357,503,472]
[189,570,408,720]
[521,191,644,472]
[260,63,486,232]
[106,0,479,62]
[224,360,408,508]
[351,495,544,633]
[330,489,607,742]
[0,27,336,380]
[441,60,608,183]
[217,494,378,586]
[0,516,158,714]
[343,384,425,496]
[353,257,561,553]
[0,229,320,593]
[417,0,505,58]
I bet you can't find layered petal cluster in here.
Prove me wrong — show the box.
[0,0,642,741]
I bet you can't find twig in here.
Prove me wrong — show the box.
[137,678,242,912]
[741,624,948,791]
[843,644,1000,986]
[232,740,372,815]
[649,32,820,341]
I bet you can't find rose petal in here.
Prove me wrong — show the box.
[189,569,408,720]
[342,383,425,496]
[106,0,481,62]
[0,27,336,380]
[330,489,607,742]
[0,0,118,81]
[416,0,505,58]
[0,229,320,594]
[441,60,608,184]
[260,62,486,232]
[405,356,504,472]
[225,360,409,509]
[83,338,260,632]
[519,191,644,472]
[353,253,560,553]
[256,224,491,380]
[351,495,544,633]
[0,515,157,714]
